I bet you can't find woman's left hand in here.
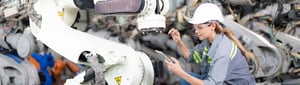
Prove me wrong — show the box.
[165,57,185,76]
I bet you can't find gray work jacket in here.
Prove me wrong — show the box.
[188,34,256,85]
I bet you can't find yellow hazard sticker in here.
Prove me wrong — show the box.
[115,76,122,85]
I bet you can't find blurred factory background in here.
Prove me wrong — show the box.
[0,0,300,85]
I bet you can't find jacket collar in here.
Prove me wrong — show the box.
[207,34,223,58]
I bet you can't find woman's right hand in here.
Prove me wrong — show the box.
[168,28,181,44]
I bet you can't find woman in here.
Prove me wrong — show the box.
[166,3,256,85]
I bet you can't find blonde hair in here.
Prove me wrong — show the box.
[213,21,254,61]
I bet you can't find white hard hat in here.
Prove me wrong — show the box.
[189,3,224,24]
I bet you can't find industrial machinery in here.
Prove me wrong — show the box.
[0,0,172,85]
[1,0,300,84]
[1,0,169,84]
[30,0,170,84]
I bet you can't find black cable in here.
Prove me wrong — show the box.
[155,0,161,14]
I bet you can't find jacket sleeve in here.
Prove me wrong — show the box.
[204,55,230,85]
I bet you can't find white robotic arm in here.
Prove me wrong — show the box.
[27,0,169,84]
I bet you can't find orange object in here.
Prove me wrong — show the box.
[28,56,41,70]
[52,59,66,85]
[66,61,80,73]
[52,59,66,76]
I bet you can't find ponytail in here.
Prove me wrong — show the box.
[214,22,254,61]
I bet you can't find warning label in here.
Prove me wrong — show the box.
[115,76,122,85]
